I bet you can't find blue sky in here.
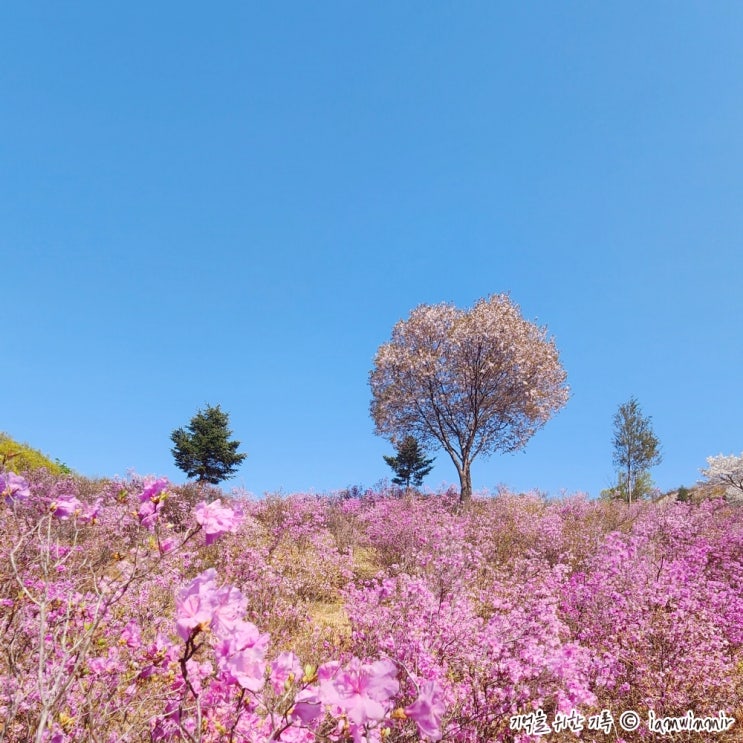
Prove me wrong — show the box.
[3,2,742,498]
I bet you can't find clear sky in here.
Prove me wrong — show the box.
[2,2,742,498]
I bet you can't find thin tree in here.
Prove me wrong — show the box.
[170,404,247,484]
[383,436,435,491]
[611,396,662,504]
[370,294,569,505]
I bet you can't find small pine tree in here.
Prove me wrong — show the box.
[170,404,247,484]
[676,485,692,503]
[383,436,435,490]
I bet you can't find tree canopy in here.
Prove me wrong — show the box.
[170,405,246,485]
[702,452,743,503]
[370,294,569,504]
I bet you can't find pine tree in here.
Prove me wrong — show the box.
[383,436,435,490]
[611,396,662,504]
[170,404,247,484]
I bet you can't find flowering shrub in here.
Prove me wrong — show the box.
[0,472,440,742]
[1,469,742,741]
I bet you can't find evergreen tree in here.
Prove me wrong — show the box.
[611,396,662,504]
[170,404,247,484]
[676,485,692,503]
[383,436,435,489]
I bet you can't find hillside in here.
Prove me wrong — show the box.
[1,464,742,741]
[0,432,71,476]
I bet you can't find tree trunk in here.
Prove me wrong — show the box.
[458,463,473,506]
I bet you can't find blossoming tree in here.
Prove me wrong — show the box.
[702,452,743,503]
[369,294,569,504]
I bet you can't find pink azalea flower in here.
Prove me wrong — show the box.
[140,477,169,503]
[319,657,399,727]
[145,633,180,670]
[291,687,323,725]
[175,568,219,640]
[79,497,102,523]
[291,662,341,725]
[271,726,315,743]
[137,477,168,530]
[194,499,242,545]
[222,643,266,691]
[405,680,446,741]
[159,536,177,554]
[120,621,142,649]
[1,472,31,504]
[270,651,304,694]
[211,584,248,636]
[138,498,162,530]
[50,494,82,519]
[215,616,270,691]
[184,658,213,695]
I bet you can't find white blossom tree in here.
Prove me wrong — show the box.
[369,294,569,505]
[701,453,743,503]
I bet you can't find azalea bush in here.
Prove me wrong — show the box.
[1,468,743,742]
[0,471,441,743]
